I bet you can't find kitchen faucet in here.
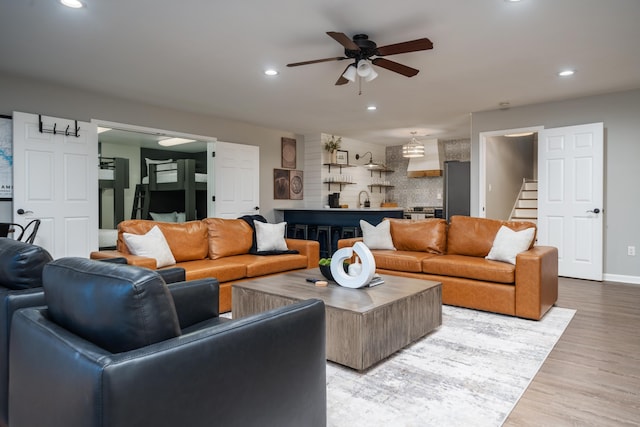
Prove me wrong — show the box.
[358,190,370,208]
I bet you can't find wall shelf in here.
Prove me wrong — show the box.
[368,184,394,193]
[323,163,355,174]
[369,167,394,177]
[324,181,355,191]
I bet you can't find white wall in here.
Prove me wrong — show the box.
[471,89,640,282]
[0,71,304,223]
[485,135,534,220]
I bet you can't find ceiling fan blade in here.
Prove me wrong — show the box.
[335,64,352,85]
[376,38,433,56]
[286,57,346,67]
[372,58,420,77]
[326,31,360,51]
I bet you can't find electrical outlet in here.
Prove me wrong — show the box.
[628,246,636,256]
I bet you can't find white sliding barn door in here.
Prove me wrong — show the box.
[538,122,603,280]
[12,112,98,258]
[212,141,260,218]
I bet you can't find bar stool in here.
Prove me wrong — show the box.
[292,224,311,240]
[315,225,333,258]
[340,226,360,239]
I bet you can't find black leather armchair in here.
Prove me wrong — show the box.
[9,258,327,427]
[0,238,53,427]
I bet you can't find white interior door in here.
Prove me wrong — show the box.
[212,141,259,218]
[538,122,603,280]
[13,112,98,258]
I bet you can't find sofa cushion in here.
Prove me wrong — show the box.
[43,258,181,353]
[422,254,515,284]
[123,225,176,268]
[203,218,253,260]
[371,250,438,273]
[230,254,309,277]
[177,259,247,282]
[360,220,395,250]
[486,225,536,264]
[117,220,209,263]
[447,216,536,257]
[387,218,447,254]
[0,238,53,290]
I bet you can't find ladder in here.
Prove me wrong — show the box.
[130,184,150,220]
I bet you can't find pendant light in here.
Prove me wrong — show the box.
[402,132,425,158]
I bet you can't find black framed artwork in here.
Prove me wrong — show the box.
[335,149,349,165]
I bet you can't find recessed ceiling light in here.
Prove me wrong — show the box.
[367,105,377,111]
[558,69,575,77]
[60,0,84,8]
[158,137,196,147]
[505,132,534,137]
[264,69,278,76]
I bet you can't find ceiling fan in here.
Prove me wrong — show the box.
[286,32,433,85]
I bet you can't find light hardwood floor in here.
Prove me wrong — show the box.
[505,277,640,426]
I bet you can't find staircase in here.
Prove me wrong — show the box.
[130,184,150,219]
[509,179,537,224]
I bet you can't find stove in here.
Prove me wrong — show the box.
[403,206,443,219]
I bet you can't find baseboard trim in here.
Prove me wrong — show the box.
[603,273,640,285]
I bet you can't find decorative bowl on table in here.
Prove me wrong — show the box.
[319,261,348,282]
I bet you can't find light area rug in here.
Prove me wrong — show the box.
[326,305,575,427]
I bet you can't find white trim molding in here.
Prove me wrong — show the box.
[603,274,640,285]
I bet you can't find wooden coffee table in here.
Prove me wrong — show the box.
[232,268,442,370]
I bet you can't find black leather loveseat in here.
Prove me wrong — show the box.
[9,258,327,427]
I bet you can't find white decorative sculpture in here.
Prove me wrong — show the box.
[330,241,376,288]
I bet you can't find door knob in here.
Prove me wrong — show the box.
[254,206,260,210]
[586,208,600,214]
[16,209,33,215]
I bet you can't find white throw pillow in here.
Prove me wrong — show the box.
[360,219,396,250]
[254,221,289,252]
[123,225,176,268]
[149,211,177,222]
[485,225,536,264]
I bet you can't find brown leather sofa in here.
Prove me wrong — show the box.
[338,215,558,320]
[91,218,320,313]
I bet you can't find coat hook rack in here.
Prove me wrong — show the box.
[38,114,80,138]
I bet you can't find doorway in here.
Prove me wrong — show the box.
[478,126,542,219]
[92,119,216,248]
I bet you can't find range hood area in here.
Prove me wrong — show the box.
[407,139,444,177]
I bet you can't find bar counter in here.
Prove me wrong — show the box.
[275,207,404,227]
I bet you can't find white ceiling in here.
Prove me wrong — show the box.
[1,1,639,145]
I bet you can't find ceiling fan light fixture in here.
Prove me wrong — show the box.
[402,132,425,158]
[364,68,378,82]
[356,60,373,78]
[342,65,357,82]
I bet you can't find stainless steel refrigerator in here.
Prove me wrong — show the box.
[443,161,470,221]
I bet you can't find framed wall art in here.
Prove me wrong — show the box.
[335,149,349,165]
[281,137,296,169]
[289,170,303,200]
[0,115,12,200]
[274,168,290,199]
